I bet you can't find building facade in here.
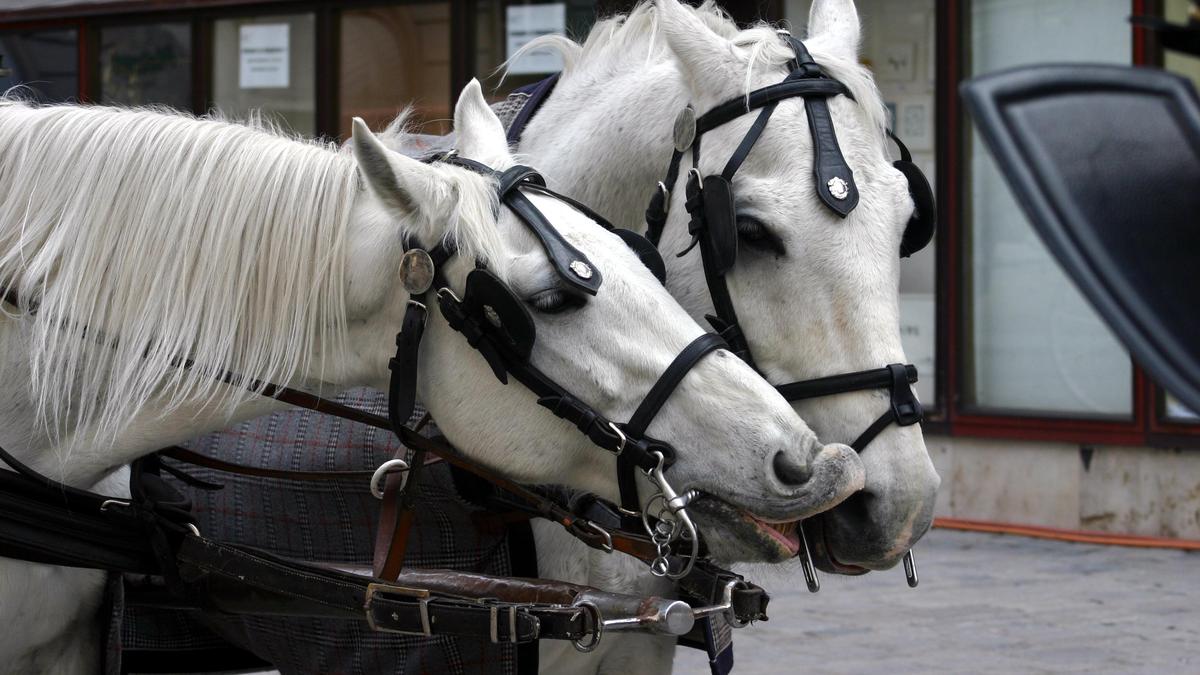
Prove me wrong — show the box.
[2,0,1197,540]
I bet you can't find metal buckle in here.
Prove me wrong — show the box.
[364,583,432,636]
[570,518,614,553]
[656,181,671,215]
[369,459,411,499]
[606,422,627,455]
[490,604,539,644]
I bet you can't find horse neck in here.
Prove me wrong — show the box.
[520,63,689,233]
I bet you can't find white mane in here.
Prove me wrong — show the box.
[513,0,888,136]
[0,102,503,441]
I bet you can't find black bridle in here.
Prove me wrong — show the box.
[642,35,930,454]
[389,154,729,577]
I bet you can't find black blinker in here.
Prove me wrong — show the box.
[462,269,536,361]
[701,175,738,273]
[613,229,667,283]
[895,159,936,258]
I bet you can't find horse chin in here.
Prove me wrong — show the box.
[689,498,802,564]
[802,512,885,575]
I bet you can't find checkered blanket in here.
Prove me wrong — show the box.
[110,388,527,675]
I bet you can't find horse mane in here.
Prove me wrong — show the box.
[0,101,503,441]
[511,0,888,136]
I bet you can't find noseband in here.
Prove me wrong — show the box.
[391,154,727,577]
[642,35,931,453]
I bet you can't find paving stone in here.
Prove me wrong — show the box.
[674,529,1200,674]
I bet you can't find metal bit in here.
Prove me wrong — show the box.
[797,522,820,593]
[903,549,919,588]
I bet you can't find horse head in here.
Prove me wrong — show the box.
[648,0,940,572]
[345,80,864,559]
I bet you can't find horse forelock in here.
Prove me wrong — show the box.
[0,100,358,442]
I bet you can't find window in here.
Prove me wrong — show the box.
[786,0,940,407]
[212,13,315,135]
[963,0,1134,418]
[99,23,191,109]
[340,4,451,139]
[0,29,78,102]
[473,1,597,101]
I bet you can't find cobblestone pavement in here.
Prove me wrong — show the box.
[674,529,1200,674]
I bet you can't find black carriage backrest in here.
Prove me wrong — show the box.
[962,64,1200,414]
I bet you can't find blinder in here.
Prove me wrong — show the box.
[696,173,738,274]
[460,268,536,362]
[612,228,667,283]
[890,132,936,258]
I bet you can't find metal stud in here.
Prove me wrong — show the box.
[569,260,594,280]
[673,105,697,153]
[827,176,850,201]
[483,305,502,328]
[399,248,436,295]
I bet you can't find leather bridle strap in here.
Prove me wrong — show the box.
[616,332,728,511]
[777,364,918,401]
[776,363,922,450]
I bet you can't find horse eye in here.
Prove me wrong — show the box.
[736,215,786,257]
[526,288,586,314]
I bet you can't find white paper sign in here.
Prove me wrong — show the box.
[240,24,289,89]
[506,4,566,75]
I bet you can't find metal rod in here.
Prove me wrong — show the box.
[797,521,821,593]
[903,549,919,588]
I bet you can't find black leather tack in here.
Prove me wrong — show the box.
[701,175,738,273]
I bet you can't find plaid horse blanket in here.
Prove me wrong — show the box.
[109,388,534,675]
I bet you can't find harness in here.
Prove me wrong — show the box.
[506,33,936,590]
[0,152,769,654]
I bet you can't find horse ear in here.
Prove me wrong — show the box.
[655,0,741,90]
[806,0,861,61]
[454,79,510,164]
[351,117,436,217]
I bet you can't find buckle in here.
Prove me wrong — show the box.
[887,363,923,426]
[364,583,432,636]
[490,605,533,644]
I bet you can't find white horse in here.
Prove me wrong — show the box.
[484,1,942,671]
[0,82,860,673]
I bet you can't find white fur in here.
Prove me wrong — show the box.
[0,79,831,672]
[504,2,942,672]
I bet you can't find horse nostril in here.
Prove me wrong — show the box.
[772,448,812,487]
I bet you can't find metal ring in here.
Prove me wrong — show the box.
[99,499,130,512]
[436,287,462,303]
[656,181,671,215]
[185,523,201,537]
[370,459,411,499]
[607,422,627,455]
[572,602,604,653]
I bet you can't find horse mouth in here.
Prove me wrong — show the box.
[803,513,869,575]
[744,513,802,556]
[688,497,802,562]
